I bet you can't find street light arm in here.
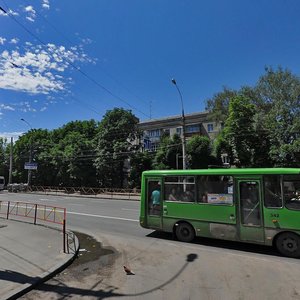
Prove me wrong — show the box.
[171,80,184,116]
[21,118,32,130]
[171,78,187,169]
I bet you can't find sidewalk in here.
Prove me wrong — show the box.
[0,218,78,300]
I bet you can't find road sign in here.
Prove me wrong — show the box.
[24,162,38,170]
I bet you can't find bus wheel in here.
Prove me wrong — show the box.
[175,223,195,243]
[275,232,300,258]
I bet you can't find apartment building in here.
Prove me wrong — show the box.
[138,111,222,152]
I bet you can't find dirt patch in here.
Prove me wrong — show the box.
[72,231,115,267]
[21,231,119,299]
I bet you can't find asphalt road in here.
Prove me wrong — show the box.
[2,191,300,300]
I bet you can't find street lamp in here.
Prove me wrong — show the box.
[171,78,187,169]
[21,118,33,185]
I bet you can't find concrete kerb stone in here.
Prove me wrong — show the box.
[2,222,80,300]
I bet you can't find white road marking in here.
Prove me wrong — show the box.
[39,198,57,202]
[121,208,139,212]
[68,211,139,222]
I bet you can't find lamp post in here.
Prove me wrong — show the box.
[171,78,187,169]
[21,118,33,185]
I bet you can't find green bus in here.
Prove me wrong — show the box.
[139,168,300,258]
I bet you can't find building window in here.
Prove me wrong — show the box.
[163,129,170,136]
[150,143,158,152]
[148,129,160,137]
[176,127,182,135]
[186,124,200,133]
[207,124,214,132]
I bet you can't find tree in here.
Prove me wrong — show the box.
[207,66,300,167]
[153,134,182,169]
[186,135,215,169]
[205,87,238,123]
[13,120,99,186]
[128,151,154,188]
[0,137,9,180]
[49,120,98,186]
[256,67,300,166]
[222,95,257,167]
[94,108,140,188]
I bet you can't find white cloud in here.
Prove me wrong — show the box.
[10,38,19,44]
[0,132,23,141]
[8,9,19,16]
[0,9,19,17]
[0,43,92,94]
[0,104,14,111]
[24,6,35,12]
[0,37,6,45]
[42,0,50,9]
[24,6,36,22]
[40,106,47,112]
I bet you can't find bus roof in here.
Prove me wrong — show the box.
[142,168,300,177]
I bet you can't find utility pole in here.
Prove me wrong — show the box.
[21,118,33,186]
[171,78,187,170]
[9,137,13,185]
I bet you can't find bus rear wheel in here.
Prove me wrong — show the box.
[175,222,195,243]
[275,232,300,258]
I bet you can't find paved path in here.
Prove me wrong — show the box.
[0,218,78,300]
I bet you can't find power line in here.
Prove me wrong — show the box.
[0,1,150,118]
[35,9,151,108]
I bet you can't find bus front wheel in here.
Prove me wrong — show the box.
[275,232,300,258]
[175,222,195,243]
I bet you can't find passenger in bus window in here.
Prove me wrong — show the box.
[200,191,208,203]
[168,188,177,201]
[183,190,194,202]
[151,182,161,214]
[176,186,183,200]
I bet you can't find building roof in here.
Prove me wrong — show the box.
[138,111,210,129]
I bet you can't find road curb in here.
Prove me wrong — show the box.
[3,230,80,300]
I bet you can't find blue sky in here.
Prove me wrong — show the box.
[1,0,300,139]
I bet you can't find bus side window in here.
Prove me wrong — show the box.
[197,175,233,205]
[264,175,282,208]
[284,175,300,210]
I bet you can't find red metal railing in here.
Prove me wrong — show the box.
[0,200,68,253]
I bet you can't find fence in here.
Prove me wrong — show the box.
[23,185,141,200]
[0,200,69,253]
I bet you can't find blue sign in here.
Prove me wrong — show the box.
[24,162,38,170]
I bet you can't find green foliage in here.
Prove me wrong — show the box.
[256,67,300,166]
[153,134,182,169]
[223,95,257,166]
[209,66,300,167]
[205,87,237,123]
[128,151,154,188]
[13,120,98,186]
[0,137,9,180]
[186,135,213,169]
[94,108,140,188]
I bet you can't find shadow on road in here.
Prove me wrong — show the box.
[4,253,198,299]
[146,230,282,258]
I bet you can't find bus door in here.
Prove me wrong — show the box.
[237,179,264,243]
[146,178,162,230]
